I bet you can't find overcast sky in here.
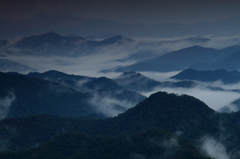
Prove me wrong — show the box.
[1,0,240,24]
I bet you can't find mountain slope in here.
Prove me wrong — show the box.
[2,91,240,158]
[113,71,161,92]
[81,77,146,108]
[171,69,240,84]
[112,92,217,137]
[144,45,221,68]
[1,32,133,57]
[0,130,210,159]
[219,97,240,112]
[212,51,240,70]
[113,71,204,92]
[0,59,34,72]
[0,72,102,119]
[105,45,222,72]
[27,70,146,110]
[27,70,96,83]
[0,91,217,151]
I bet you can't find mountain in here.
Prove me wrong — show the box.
[219,98,240,113]
[190,47,240,70]
[220,45,240,56]
[97,35,132,45]
[0,91,216,150]
[211,51,240,70]
[113,71,161,92]
[27,70,96,83]
[134,45,221,68]
[106,63,182,73]
[82,77,146,109]
[26,70,146,113]
[113,71,221,92]
[0,72,105,119]
[103,45,223,72]
[1,32,133,57]
[112,92,217,137]
[171,69,240,84]
[0,58,34,72]
[2,91,240,158]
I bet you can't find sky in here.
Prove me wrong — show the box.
[1,0,240,24]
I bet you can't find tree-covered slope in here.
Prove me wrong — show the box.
[27,70,146,111]
[111,92,217,138]
[27,70,96,82]
[0,130,210,159]
[0,72,101,118]
[1,91,240,158]
[0,91,218,150]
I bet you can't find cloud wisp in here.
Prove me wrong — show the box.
[0,93,15,119]
[88,93,129,117]
[200,136,230,159]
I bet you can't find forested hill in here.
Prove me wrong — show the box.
[1,91,240,158]
[0,72,101,118]
[0,130,211,159]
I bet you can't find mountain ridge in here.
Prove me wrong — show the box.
[171,69,240,84]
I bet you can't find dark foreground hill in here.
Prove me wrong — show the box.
[1,91,240,158]
[0,130,210,159]
[0,92,215,149]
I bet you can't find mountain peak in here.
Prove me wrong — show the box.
[115,91,215,134]
[99,35,132,45]
[114,71,160,92]
[122,71,141,77]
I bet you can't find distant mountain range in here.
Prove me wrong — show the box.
[2,32,240,73]
[1,14,240,39]
[0,32,132,57]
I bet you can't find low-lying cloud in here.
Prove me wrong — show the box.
[200,136,230,159]
[140,71,180,82]
[0,93,15,119]
[88,94,129,117]
[2,35,240,77]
